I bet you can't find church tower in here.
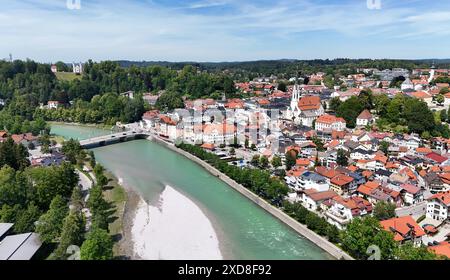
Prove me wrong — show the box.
[290,82,301,113]
[428,62,436,84]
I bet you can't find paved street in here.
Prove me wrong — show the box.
[76,170,93,192]
[395,201,427,218]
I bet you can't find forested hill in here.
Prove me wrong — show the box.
[0,60,236,129]
[116,58,450,77]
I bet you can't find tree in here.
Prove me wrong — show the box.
[389,76,406,88]
[329,97,342,112]
[395,243,437,260]
[271,156,282,168]
[80,227,113,260]
[336,97,365,128]
[341,217,398,260]
[0,138,30,170]
[337,149,348,166]
[435,94,445,105]
[94,164,108,187]
[52,211,86,260]
[259,156,269,169]
[277,81,287,92]
[359,90,374,110]
[36,195,69,244]
[326,224,341,243]
[439,87,450,95]
[373,201,396,221]
[155,91,184,111]
[28,162,78,210]
[311,136,325,152]
[373,94,390,116]
[250,155,260,167]
[70,186,84,212]
[92,209,110,231]
[385,94,406,123]
[0,166,32,207]
[440,110,448,123]
[380,141,390,155]
[61,139,83,165]
[403,99,435,134]
[13,202,42,233]
[89,151,96,168]
[87,185,109,216]
[285,150,298,171]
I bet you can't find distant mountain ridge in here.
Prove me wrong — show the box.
[114,59,450,72]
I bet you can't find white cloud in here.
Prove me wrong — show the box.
[0,0,449,61]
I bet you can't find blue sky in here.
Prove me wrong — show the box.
[1,0,450,62]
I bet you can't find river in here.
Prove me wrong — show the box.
[51,123,330,260]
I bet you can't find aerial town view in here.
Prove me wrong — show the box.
[1,0,450,268]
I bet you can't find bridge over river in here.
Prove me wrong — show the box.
[79,130,150,148]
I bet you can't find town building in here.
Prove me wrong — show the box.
[356,110,374,127]
[325,196,373,230]
[426,191,450,222]
[380,216,426,247]
[315,114,346,133]
[287,84,324,127]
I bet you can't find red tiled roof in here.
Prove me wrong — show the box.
[201,143,215,150]
[401,184,421,195]
[416,147,432,154]
[287,167,306,177]
[159,115,177,126]
[362,170,373,178]
[357,185,374,196]
[332,130,346,139]
[296,158,311,167]
[307,190,339,202]
[316,167,341,179]
[429,242,450,258]
[429,191,450,206]
[426,152,448,164]
[331,174,354,186]
[380,216,426,242]
[316,114,346,125]
[298,96,321,111]
[410,91,431,99]
[357,109,373,120]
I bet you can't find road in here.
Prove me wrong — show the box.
[395,201,427,218]
[76,170,93,192]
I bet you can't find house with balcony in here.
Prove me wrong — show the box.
[400,184,424,206]
[296,171,330,192]
[330,174,355,196]
[325,196,373,230]
[300,189,339,211]
[426,191,450,222]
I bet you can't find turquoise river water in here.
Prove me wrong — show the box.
[51,124,331,260]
